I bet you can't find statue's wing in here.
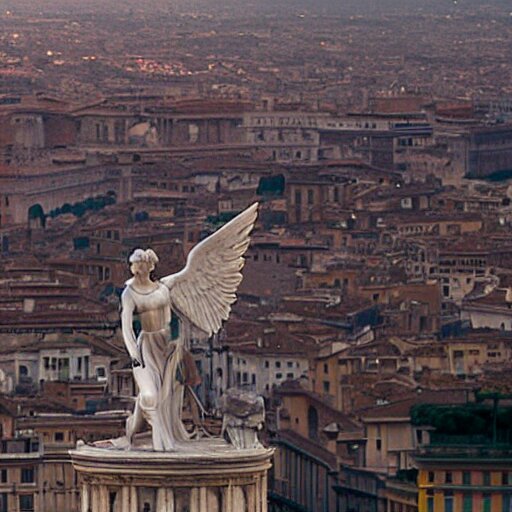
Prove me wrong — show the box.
[161,203,258,336]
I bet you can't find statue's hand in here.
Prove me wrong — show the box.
[131,357,143,368]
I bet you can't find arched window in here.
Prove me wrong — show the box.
[27,203,46,228]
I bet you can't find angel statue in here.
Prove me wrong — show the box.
[120,203,258,451]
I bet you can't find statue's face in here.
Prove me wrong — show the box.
[130,260,153,278]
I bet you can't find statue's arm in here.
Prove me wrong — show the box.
[120,288,142,365]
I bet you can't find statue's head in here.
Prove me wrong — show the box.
[129,248,159,277]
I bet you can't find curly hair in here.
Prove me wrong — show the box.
[129,248,159,265]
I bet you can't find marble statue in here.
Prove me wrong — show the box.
[220,388,265,449]
[120,203,258,451]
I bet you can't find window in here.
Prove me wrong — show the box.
[463,494,472,512]
[287,373,294,379]
[19,494,34,512]
[84,356,90,379]
[444,491,454,512]
[323,363,328,374]
[21,468,34,483]
[307,406,318,440]
[445,472,453,484]
[275,361,281,369]
[287,361,293,368]
[483,493,491,512]
[54,432,64,442]
[503,494,511,512]
[428,471,435,483]
[323,381,330,393]
[0,469,6,483]
[264,361,269,368]
[502,472,509,485]
[276,373,282,379]
[376,439,382,451]
[0,493,6,512]
[427,490,434,512]
[483,472,491,486]
[463,471,471,485]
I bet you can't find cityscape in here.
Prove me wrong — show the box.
[0,0,512,511]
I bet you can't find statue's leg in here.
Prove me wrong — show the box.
[132,365,166,451]
[126,396,145,447]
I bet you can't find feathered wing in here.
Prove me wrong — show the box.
[161,203,258,336]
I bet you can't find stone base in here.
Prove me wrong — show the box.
[69,438,274,512]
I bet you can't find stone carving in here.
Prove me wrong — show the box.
[220,388,265,449]
[120,203,259,451]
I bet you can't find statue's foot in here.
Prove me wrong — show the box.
[91,436,130,450]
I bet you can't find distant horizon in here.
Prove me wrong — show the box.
[1,0,511,17]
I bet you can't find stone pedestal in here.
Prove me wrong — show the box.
[69,439,274,512]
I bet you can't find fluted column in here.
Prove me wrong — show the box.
[261,473,268,512]
[224,483,233,512]
[91,485,100,511]
[255,475,262,512]
[233,487,246,511]
[130,486,137,512]
[206,488,219,512]
[121,486,130,510]
[99,485,109,511]
[156,487,174,512]
[246,483,256,512]
[190,487,200,512]
[81,483,89,512]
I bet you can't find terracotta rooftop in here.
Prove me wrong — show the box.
[360,389,470,421]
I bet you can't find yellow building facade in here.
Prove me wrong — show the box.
[417,455,512,512]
